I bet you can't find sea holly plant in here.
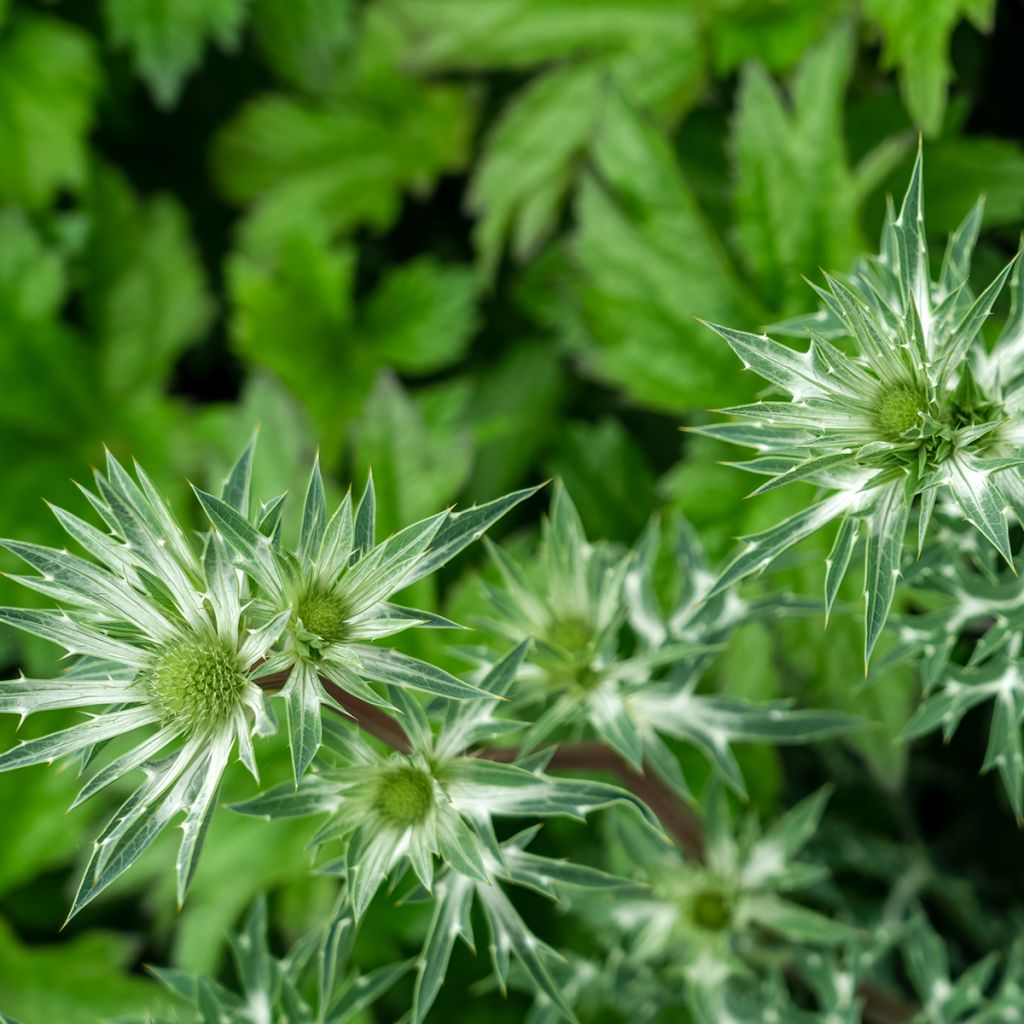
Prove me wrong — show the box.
[193,449,539,780]
[472,484,856,797]
[0,444,531,919]
[700,147,1024,662]
[232,643,655,1021]
[601,786,859,985]
[137,896,409,1024]
[0,452,291,916]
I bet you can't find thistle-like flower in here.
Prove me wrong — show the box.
[475,485,855,796]
[233,643,650,1023]
[0,452,290,917]
[700,149,1024,661]
[597,786,857,998]
[193,449,537,780]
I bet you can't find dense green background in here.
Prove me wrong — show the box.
[1,0,1023,1020]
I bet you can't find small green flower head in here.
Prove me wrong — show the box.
[545,614,594,655]
[374,764,435,827]
[689,885,733,932]
[874,384,925,439]
[144,635,248,729]
[296,584,351,647]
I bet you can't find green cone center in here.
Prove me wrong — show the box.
[546,614,593,654]
[144,634,247,728]
[690,887,732,932]
[296,586,351,645]
[875,385,924,438]
[375,765,435,827]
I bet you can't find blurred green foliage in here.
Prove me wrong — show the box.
[0,0,1022,1020]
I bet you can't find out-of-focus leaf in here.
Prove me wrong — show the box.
[228,234,365,455]
[711,0,852,74]
[463,342,567,503]
[228,234,480,457]
[923,137,1024,233]
[103,0,249,108]
[865,0,995,135]
[546,417,655,542]
[251,0,355,92]
[362,259,480,375]
[391,0,705,274]
[732,26,866,313]
[0,211,95,444]
[0,14,99,209]
[0,718,94,897]
[192,374,317,522]
[571,89,761,410]
[212,7,475,257]
[82,163,213,395]
[0,916,175,1023]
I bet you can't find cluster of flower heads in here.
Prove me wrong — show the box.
[0,438,872,1022]
[10,161,1024,1019]
[0,442,535,916]
[701,148,1024,664]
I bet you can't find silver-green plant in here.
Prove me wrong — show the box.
[194,446,538,780]
[474,484,856,797]
[232,643,653,1023]
[701,148,1024,662]
[0,444,529,918]
[134,896,408,1024]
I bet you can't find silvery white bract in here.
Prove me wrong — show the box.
[232,644,650,1024]
[0,451,289,917]
[475,484,856,797]
[194,447,538,781]
[142,896,409,1024]
[700,148,1024,662]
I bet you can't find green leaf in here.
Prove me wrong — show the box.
[103,0,249,108]
[362,258,480,375]
[212,7,474,256]
[227,235,365,456]
[0,14,99,209]
[0,917,175,1024]
[353,646,485,701]
[251,0,354,92]
[571,89,760,409]
[413,874,475,1024]
[282,662,324,782]
[924,137,1024,233]
[546,418,655,542]
[732,25,864,314]
[865,0,996,135]
[82,163,213,395]
[351,375,474,539]
[863,481,911,663]
[743,894,859,946]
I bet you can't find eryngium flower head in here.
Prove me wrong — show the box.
[699,148,1024,661]
[0,452,289,918]
[473,485,856,797]
[193,453,538,781]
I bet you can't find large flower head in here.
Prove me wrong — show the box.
[0,451,289,917]
[194,450,537,780]
[700,149,1024,661]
